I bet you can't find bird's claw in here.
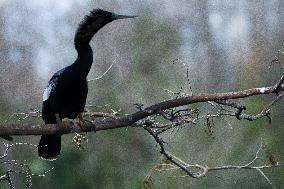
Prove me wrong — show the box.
[78,113,90,132]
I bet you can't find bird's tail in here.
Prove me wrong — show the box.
[0,135,13,141]
[38,135,61,160]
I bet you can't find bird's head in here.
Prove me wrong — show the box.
[95,9,137,21]
[88,9,136,25]
[75,9,136,47]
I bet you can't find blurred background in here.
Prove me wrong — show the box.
[0,0,283,188]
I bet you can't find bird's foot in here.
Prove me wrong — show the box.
[78,113,93,132]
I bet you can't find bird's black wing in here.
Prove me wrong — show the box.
[40,68,67,159]
[43,76,58,102]
[42,67,68,123]
[42,74,59,124]
[42,67,67,102]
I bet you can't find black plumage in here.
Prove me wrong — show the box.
[38,9,135,160]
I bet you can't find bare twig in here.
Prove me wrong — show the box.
[0,142,54,189]
[186,67,193,96]
[274,75,284,92]
[88,63,114,82]
[84,111,118,119]
[145,139,281,188]
[4,109,41,123]
[143,126,197,178]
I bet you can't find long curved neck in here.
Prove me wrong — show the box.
[72,44,93,78]
[71,10,114,79]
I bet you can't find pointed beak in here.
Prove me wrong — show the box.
[116,14,137,19]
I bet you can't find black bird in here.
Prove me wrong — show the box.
[38,9,135,160]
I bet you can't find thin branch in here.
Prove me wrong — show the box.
[148,139,281,186]
[0,142,53,189]
[274,75,284,91]
[84,111,118,119]
[143,126,196,178]
[88,63,114,82]
[4,109,41,123]
[256,168,275,189]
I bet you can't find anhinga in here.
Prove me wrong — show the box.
[38,9,135,160]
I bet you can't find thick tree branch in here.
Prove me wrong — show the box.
[0,76,283,136]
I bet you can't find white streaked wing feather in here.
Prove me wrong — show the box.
[42,77,58,102]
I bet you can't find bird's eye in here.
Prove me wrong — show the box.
[111,13,118,19]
